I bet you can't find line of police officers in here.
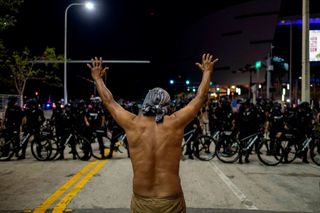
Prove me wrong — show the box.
[3,95,317,163]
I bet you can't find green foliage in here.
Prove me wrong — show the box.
[0,0,24,69]
[43,47,64,69]
[6,47,63,97]
[0,0,24,31]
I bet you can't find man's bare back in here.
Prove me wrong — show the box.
[127,114,185,198]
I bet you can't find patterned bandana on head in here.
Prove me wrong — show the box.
[141,87,171,123]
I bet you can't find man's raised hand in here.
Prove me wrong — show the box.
[195,53,219,73]
[87,57,108,81]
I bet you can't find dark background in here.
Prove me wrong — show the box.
[3,0,320,101]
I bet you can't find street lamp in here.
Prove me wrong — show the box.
[64,2,94,104]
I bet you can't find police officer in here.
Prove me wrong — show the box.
[57,103,78,160]
[4,96,23,157]
[214,98,235,131]
[268,102,285,155]
[296,102,313,163]
[51,101,64,140]
[85,97,106,158]
[21,99,45,159]
[236,99,259,163]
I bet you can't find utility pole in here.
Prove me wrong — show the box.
[289,22,293,105]
[301,0,310,103]
[266,45,273,99]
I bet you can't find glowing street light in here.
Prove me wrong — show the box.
[64,2,94,104]
[85,2,94,10]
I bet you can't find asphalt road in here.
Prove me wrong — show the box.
[0,145,319,213]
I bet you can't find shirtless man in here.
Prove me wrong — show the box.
[87,53,218,213]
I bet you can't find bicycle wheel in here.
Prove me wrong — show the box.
[0,136,14,161]
[74,136,92,161]
[46,139,60,160]
[91,135,111,159]
[193,135,216,161]
[281,140,297,163]
[31,136,53,161]
[215,137,240,163]
[257,139,284,166]
[310,139,320,166]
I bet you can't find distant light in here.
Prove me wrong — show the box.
[278,18,320,26]
[46,103,51,108]
[287,84,290,90]
[258,84,262,89]
[216,87,220,92]
[185,80,190,85]
[282,88,286,96]
[227,88,230,96]
[286,99,291,103]
[169,80,174,84]
[255,60,262,69]
[236,87,241,95]
[273,56,285,63]
[231,85,236,90]
[210,93,217,98]
[85,2,94,10]
[192,88,196,92]
[210,81,213,86]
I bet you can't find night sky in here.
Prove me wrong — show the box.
[3,0,320,102]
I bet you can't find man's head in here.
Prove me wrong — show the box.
[141,87,171,123]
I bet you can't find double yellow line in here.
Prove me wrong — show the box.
[33,159,109,213]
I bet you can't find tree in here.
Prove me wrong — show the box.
[0,0,24,61]
[0,0,24,31]
[7,47,63,107]
[0,0,24,93]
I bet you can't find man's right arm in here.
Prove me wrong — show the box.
[88,57,136,130]
[172,53,218,128]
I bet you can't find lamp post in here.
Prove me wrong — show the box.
[64,2,94,104]
[301,0,310,103]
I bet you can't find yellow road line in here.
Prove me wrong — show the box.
[52,159,109,213]
[33,160,98,213]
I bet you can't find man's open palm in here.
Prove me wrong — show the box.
[195,53,219,73]
[87,57,108,81]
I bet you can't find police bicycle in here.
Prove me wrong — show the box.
[181,125,216,161]
[277,128,320,165]
[215,128,284,166]
[0,127,54,161]
[46,126,92,161]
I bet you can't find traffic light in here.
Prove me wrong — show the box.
[255,60,262,69]
[185,80,190,85]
